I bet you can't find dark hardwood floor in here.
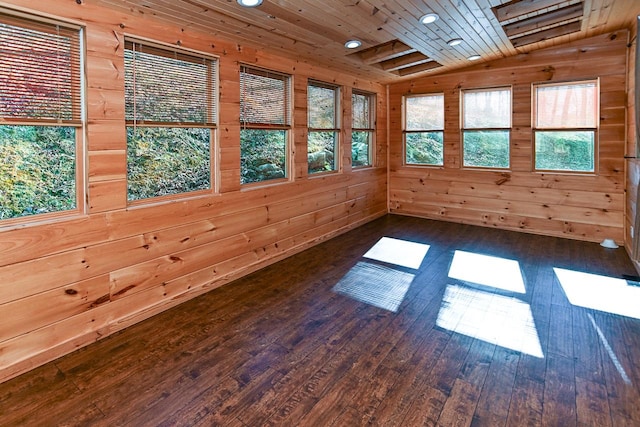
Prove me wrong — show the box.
[2,215,640,426]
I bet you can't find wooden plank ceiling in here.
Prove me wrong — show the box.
[94,0,640,82]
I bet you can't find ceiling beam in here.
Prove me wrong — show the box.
[379,51,432,71]
[504,3,584,37]
[356,40,417,65]
[510,20,581,47]
[494,0,569,23]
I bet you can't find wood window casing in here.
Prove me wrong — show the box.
[403,93,445,166]
[240,65,291,185]
[0,8,84,225]
[124,38,218,202]
[532,79,599,174]
[461,86,512,170]
[308,80,340,174]
[351,90,375,168]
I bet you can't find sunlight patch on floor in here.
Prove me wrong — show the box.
[448,250,526,293]
[436,284,544,358]
[363,237,430,269]
[333,261,414,312]
[554,268,640,319]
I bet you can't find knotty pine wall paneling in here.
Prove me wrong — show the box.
[388,31,629,244]
[0,0,387,383]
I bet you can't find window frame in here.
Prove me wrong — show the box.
[124,37,218,203]
[461,86,512,170]
[351,89,375,169]
[307,80,341,175]
[403,93,445,167]
[240,64,292,186]
[0,8,85,226]
[532,79,599,174]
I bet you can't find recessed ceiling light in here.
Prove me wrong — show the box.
[420,13,439,24]
[237,0,262,7]
[447,38,463,47]
[468,54,481,61]
[345,40,362,49]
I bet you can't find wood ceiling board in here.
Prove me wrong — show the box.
[99,0,315,46]
[503,3,584,37]
[429,0,515,60]
[92,0,640,83]
[379,51,432,71]
[273,0,393,46]
[95,0,396,81]
[494,0,570,22]
[510,20,582,47]
[361,0,462,64]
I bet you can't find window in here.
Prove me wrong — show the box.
[0,11,82,222]
[533,80,598,172]
[404,94,444,166]
[240,66,291,184]
[308,81,339,174]
[352,90,375,167]
[462,87,511,169]
[125,40,216,201]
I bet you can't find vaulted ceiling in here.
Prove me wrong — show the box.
[95,0,640,82]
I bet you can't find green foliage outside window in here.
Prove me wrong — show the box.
[463,131,510,168]
[241,129,286,184]
[308,131,336,173]
[127,127,210,200]
[535,131,594,172]
[308,84,338,174]
[406,132,443,165]
[352,131,371,167]
[0,126,76,219]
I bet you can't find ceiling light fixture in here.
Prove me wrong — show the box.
[447,38,463,47]
[467,54,481,61]
[345,40,362,49]
[237,0,262,7]
[420,13,439,24]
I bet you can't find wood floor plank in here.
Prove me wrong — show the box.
[575,377,612,427]
[505,375,544,427]
[437,378,482,427]
[1,215,638,427]
[472,346,520,426]
[542,353,577,427]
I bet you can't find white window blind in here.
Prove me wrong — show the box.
[240,66,290,126]
[125,40,217,126]
[0,12,82,123]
